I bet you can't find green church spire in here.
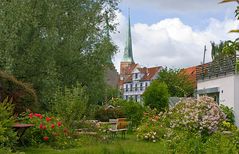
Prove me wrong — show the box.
[122,9,134,63]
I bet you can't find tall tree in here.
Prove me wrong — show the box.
[157,68,195,97]
[142,81,169,112]
[211,41,224,60]
[210,41,236,60]
[0,0,119,110]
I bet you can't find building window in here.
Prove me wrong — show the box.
[135,84,138,91]
[135,73,138,79]
[130,84,133,91]
[140,83,143,91]
[145,82,148,88]
[126,95,128,100]
[126,84,128,92]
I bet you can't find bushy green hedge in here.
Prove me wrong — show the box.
[95,107,125,122]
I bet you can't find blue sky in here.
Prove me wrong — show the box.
[112,0,239,71]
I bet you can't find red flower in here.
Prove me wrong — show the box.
[29,113,33,119]
[51,124,55,129]
[39,123,43,129]
[43,136,49,141]
[34,113,42,119]
[46,117,51,122]
[57,122,62,127]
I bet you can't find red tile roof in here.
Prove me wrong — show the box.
[141,67,161,81]
[123,66,161,83]
[181,66,197,88]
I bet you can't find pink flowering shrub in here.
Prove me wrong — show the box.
[168,96,226,134]
[137,96,227,143]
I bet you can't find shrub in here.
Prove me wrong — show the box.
[157,68,195,97]
[95,107,125,122]
[0,98,17,149]
[19,112,74,149]
[220,104,235,124]
[52,83,88,129]
[109,98,144,129]
[167,96,226,135]
[142,81,169,112]
[136,96,226,143]
[136,107,166,142]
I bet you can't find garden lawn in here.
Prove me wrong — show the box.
[20,135,169,154]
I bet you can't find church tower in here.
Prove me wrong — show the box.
[120,10,135,75]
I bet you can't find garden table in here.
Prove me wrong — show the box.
[12,123,34,146]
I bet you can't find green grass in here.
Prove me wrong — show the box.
[19,135,169,154]
[16,133,238,154]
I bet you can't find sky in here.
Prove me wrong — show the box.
[111,0,239,72]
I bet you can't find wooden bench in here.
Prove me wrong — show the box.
[108,118,128,139]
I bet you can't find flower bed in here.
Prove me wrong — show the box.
[18,112,74,148]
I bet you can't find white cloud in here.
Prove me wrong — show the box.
[112,12,239,72]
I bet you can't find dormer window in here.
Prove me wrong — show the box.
[135,73,138,79]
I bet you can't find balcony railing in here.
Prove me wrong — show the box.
[196,54,237,81]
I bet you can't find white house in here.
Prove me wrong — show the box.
[122,66,161,103]
[196,54,239,126]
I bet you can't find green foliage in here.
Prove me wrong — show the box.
[0,148,13,154]
[220,104,235,124]
[211,40,238,60]
[157,68,195,97]
[205,131,238,153]
[0,98,17,149]
[104,86,120,101]
[211,41,225,60]
[143,81,169,112]
[109,98,144,128]
[95,107,125,122]
[0,0,119,111]
[52,84,88,129]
